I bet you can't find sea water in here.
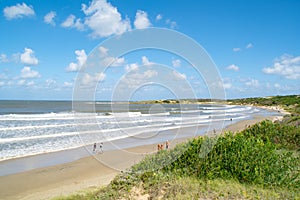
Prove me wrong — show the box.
[0,100,276,162]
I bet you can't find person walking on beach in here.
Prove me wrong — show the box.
[93,143,97,152]
[160,144,164,150]
[99,142,103,154]
[166,140,170,150]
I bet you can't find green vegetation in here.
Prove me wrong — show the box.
[228,95,300,127]
[58,120,299,199]
[57,95,300,200]
[228,95,300,109]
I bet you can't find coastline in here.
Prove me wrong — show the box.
[0,114,280,200]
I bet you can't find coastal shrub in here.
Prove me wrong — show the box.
[59,120,299,200]
[132,120,299,189]
[164,122,299,188]
[243,120,300,151]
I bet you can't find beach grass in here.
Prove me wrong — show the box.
[56,119,300,200]
[54,95,300,199]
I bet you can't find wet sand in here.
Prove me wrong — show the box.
[0,115,278,200]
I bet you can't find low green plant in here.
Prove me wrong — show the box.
[57,119,300,200]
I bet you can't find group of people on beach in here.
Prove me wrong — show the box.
[93,142,103,154]
[157,140,170,151]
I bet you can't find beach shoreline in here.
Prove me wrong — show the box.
[0,113,281,200]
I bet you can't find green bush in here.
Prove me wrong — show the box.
[163,121,299,188]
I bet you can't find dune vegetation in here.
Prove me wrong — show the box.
[57,95,300,200]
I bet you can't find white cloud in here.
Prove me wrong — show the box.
[111,57,125,66]
[166,19,177,29]
[142,56,153,66]
[99,46,109,57]
[17,79,35,87]
[61,14,84,30]
[156,14,162,21]
[218,78,233,89]
[81,72,106,86]
[262,54,300,79]
[44,11,56,26]
[274,83,281,89]
[20,67,41,79]
[172,70,186,80]
[121,69,158,89]
[246,43,253,49]
[134,10,151,29]
[20,48,39,65]
[63,81,73,87]
[223,83,232,89]
[233,47,241,52]
[66,49,87,72]
[226,64,239,71]
[143,70,158,78]
[98,46,125,67]
[0,54,8,63]
[17,79,25,85]
[45,79,56,87]
[125,63,139,72]
[3,3,35,20]
[61,15,76,27]
[82,0,131,38]
[172,59,181,67]
[26,80,35,86]
[245,78,260,87]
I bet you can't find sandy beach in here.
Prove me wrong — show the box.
[0,115,279,200]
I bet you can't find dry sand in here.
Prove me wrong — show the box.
[0,115,278,200]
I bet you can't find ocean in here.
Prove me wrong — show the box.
[0,100,276,162]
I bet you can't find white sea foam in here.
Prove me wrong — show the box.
[0,104,271,161]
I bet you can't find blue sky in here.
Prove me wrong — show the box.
[0,0,299,100]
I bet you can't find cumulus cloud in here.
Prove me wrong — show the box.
[172,70,186,80]
[81,72,106,86]
[125,56,153,73]
[44,11,56,26]
[20,48,38,65]
[223,82,232,89]
[20,66,41,78]
[98,46,125,67]
[61,15,75,27]
[134,10,151,29]
[66,49,87,72]
[3,3,35,20]
[17,79,35,86]
[216,78,232,89]
[233,47,241,52]
[121,69,158,89]
[262,54,300,79]
[166,19,177,29]
[156,14,162,21]
[0,54,9,63]
[233,43,253,52]
[99,46,109,57]
[245,78,260,87]
[142,56,153,66]
[246,43,253,49]
[63,81,73,87]
[172,59,181,67]
[82,0,131,38]
[45,79,56,87]
[61,14,84,30]
[125,63,139,72]
[226,64,239,71]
